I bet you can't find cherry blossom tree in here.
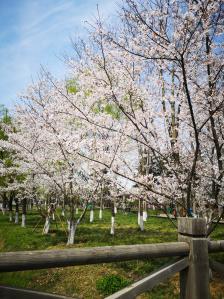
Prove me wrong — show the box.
[2,0,223,239]
[63,0,224,233]
[4,77,104,243]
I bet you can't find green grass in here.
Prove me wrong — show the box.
[0,209,223,299]
[96,274,131,296]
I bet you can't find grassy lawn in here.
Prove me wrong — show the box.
[0,209,223,299]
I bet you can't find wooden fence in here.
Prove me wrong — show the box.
[0,218,223,299]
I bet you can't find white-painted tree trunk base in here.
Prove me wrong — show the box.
[67,224,74,244]
[21,214,26,227]
[2,208,5,215]
[76,208,79,215]
[43,217,50,234]
[143,211,148,221]
[67,220,70,232]
[9,213,13,222]
[67,221,75,245]
[114,207,117,214]
[138,212,140,225]
[67,220,79,245]
[110,216,115,235]
[61,209,65,217]
[15,212,19,224]
[90,210,94,223]
[140,215,144,231]
[206,211,213,229]
[52,213,55,221]
[193,202,196,215]
[152,205,155,210]
[99,209,103,220]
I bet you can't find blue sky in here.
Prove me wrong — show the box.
[0,0,118,110]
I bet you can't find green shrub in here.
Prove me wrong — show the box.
[96,274,131,296]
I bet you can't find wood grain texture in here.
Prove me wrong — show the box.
[208,240,224,253]
[0,242,189,272]
[178,217,207,236]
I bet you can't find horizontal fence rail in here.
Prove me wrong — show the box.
[0,285,75,299]
[208,240,224,252]
[0,241,223,273]
[0,242,189,272]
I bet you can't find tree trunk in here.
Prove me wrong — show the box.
[67,220,78,245]
[21,198,27,227]
[66,204,88,245]
[9,212,13,222]
[99,208,103,220]
[21,214,26,227]
[99,193,103,220]
[138,198,140,225]
[218,206,223,217]
[139,199,144,231]
[15,199,19,224]
[143,201,148,221]
[61,208,65,216]
[143,211,147,221]
[90,208,94,223]
[14,212,19,224]
[21,213,26,228]
[110,204,115,235]
[43,216,50,234]
[2,195,7,215]
[8,196,13,222]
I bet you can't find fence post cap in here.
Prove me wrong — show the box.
[178,217,207,237]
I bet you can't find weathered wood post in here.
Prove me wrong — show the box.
[178,217,210,299]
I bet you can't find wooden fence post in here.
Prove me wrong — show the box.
[178,217,210,299]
